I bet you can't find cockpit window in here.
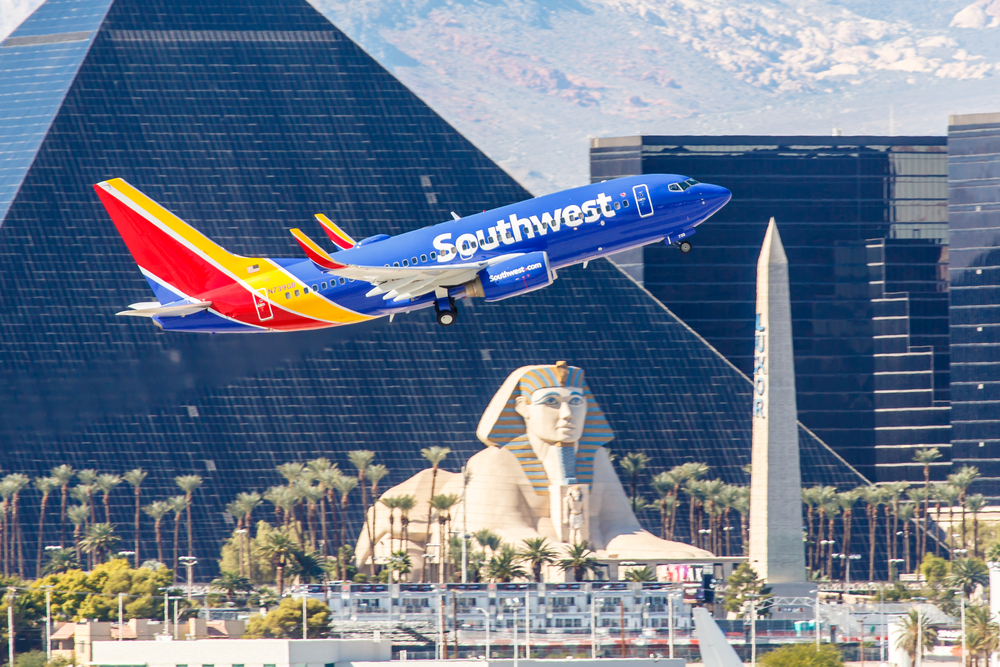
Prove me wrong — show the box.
[668,183,683,192]
[685,178,699,187]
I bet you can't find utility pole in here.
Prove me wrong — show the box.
[179,556,197,601]
[461,466,469,584]
[118,592,125,641]
[41,585,53,662]
[302,595,308,640]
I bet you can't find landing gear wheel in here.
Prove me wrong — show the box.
[679,241,693,254]
[436,309,457,326]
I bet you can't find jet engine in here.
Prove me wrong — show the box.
[464,251,556,302]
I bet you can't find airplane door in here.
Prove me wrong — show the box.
[253,289,274,322]
[632,184,654,218]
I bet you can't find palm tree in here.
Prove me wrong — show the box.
[366,464,390,569]
[143,500,170,565]
[474,529,502,561]
[80,523,121,564]
[858,486,883,581]
[654,495,677,543]
[276,462,307,484]
[907,486,930,563]
[937,484,961,554]
[518,537,557,582]
[896,502,916,574]
[685,480,708,550]
[651,470,681,539]
[41,548,79,575]
[967,493,987,558]
[34,476,59,577]
[676,462,709,543]
[95,473,122,524]
[228,492,261,577]
[486,545,527,582]
[0,478,15,576]
[883,482,910,568]
[624,566,656,582]
[429,493,459,582]
[965,605,999,667]
[51,465,74,548]
[70,484,94,530]
[700,479,726,554]
[732,486,751,553]
[301,484,324,551]
[67,504,89,564]
[802,487,820,570]
[820,499,840,579]
[419,446,450,580]
[77,469,98,523]
[380,496,404,554]
[310,461,337,555]
[912,447,941,559]
[895,609,937,664]
[211,571,254,603]
[947,558,989,598]
[559,542,601,582]
[619,453,650,514]
[3,473,30,577]
[260,530,297,595]
[332,475,358,558]
[123,469,147,564]
[167,495,189,574]
[949,466,980,551]
[175,474,203,557]
[835,490,858,578]
[397,494,417,550]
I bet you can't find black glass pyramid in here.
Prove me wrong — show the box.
[0,0,868,569]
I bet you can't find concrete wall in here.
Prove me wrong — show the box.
[92,638,392,667]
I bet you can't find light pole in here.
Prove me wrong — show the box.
[591,596,604,659]
[667,591,681,660]
[302,594,308,639]
[889,558,904,582]
[474,607,490,659]
[158,587,170,636]
[40,585,53,662]
[7,587,15,667]
[118,592,126,641]
[179,556,197,600]
[118,550,136,567]
[961,589,967,666]
[832,553,861,590]
[461,466,470,584]
[504,597,522,667]
[745,593,760,667]
[814,588,821,649]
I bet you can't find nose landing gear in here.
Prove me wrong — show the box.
[677,240,692,254]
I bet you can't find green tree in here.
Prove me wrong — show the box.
[919,553,949,585]
[95,473,122,525]
[947,558,989,598]
[429,493,459,581]
[759,643,843,667]
[42,548,80,575]
[723,563,772,614]
[365,464,390,565]
[486,545,527,582]
[244,597,330,638]
[174,474,203,558]
[912,447,941,559]
[558,542,601,582]
[167,495,189,574]
[211,571,254,603]
[965,604,999,667]
[50,465,75,549]
[143,500,170,565]
[894,609,937,664]
[518,537,556,582]
[396,494,417,550]
[67,505,89,563]
[624,566,656,582]
[80,523,121,564]
[419,446,450,580]
[259,530,297,595]
[474,529,502,557]
[619,453,650,514]
[332,475,358,561]
[966,493,987,558]
[123,469,147,564]
[33,476,59,578]
[948,466,980,552]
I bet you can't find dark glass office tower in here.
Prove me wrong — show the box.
[949,112,1000,495]
[591,136,949,480]
[0,0,869,570]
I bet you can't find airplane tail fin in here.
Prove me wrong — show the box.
[95,178,258,301]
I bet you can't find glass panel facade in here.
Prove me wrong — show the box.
[592,137,949,481]
[0,0,870,567]
[948,113,1000,495]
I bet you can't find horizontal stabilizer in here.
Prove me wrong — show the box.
[116,301,212,318]
[314,214,355,249]
[289,228,346,270]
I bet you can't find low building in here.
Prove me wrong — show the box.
[52,618,245,663]
[91,638,392,667]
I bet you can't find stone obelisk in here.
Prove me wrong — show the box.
[748,218,806,584]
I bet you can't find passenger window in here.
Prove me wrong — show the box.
[303,287,309,294]
[623,200,629,207]
[321,282,327,289]
[349,278,355,282]
[471,241,478,249]
[285,293,290,299]
[614,202,621,210]
[295,289,300,297]
[420,254,427,262]
[393,262,400,267]
[411,256,418,264]
[430,252,437,259]
[339,277,346,285]
[402,259,409,267]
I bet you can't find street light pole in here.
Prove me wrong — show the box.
[7,587,16,667]
[179,556,197,601]
[118,592,125,641]
[961,591,967,666]
[474,607,490,659]
[461,466,469,585]
[668,593,675,660]
[41,585,53,662]
[302,594,308,640]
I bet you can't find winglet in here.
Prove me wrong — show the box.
[314,214,356,250]
[290,228,347,270]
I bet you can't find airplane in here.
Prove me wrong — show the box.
[94,175,731,333]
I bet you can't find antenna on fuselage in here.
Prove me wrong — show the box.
[450,212,461,220]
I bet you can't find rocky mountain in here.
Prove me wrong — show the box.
[3,0,999,193]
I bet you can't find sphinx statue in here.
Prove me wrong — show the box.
[356,361,712,579]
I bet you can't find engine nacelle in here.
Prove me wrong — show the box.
[464,251,556,302]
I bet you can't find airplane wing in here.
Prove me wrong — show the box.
[116,301,212,318]
[329,262,488,302]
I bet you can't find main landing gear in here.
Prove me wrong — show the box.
[434,297,458,326]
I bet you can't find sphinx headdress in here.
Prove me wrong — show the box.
[476,361,614,448]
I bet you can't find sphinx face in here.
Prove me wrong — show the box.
[517,386,587,444]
